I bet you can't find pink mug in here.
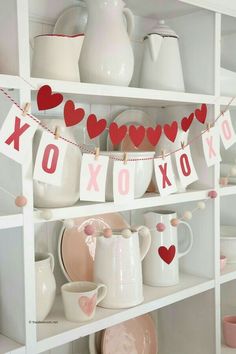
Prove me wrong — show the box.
[223,316,236,348]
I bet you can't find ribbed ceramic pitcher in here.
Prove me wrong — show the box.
[143,211,193,286]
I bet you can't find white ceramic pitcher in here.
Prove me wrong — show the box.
[31,34,84,81]
[35,252,56,321]
[33,118,82,208]
[143,211,193,286]
[94,226,151,308]
[79,0,134,86]
[140,20,185,91]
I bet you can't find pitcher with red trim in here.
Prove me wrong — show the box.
[143,210,193,286]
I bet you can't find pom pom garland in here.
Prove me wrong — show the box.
[183,211,192,220]
[156,223,166,232]
[15,195,27,207]
[84,224,96,236]
[103,228,112,238]
[171,218,180,227]
[40,209,53,220]
[63,219,75,229]
[121,229,132,238]
[197,201,206,210]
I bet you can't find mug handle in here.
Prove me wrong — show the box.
[178,221,194,258]
[96,284,107,305]
[136,226,151,261]
[123,8,135,38]
[48,253,55,272]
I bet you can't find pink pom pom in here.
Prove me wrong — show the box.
[84,224,95,236]
[208,190,217,199]
[103,228,112,238]
[156,223,165,232]
[15,195,27,207]
[171,218,180,227]
[220,177,228,186]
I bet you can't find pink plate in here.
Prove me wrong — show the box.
[102,314,158,354]
[59,213,129,282]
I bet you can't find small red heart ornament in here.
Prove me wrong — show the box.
[158,245,176,264]
[37,85,63,111]
[79,294,97,317]
[129,125,145,147]
[195,104,207,124]
[109,122,127,145]
[87,114,107,139]
[181,113,194,132]
[163,121,178,142]
[64,100,85,127]
[146,125,162,146]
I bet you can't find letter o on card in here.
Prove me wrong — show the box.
[42,144,59,174]
[180,153,191,177]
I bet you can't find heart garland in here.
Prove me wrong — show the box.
[36,85,208,147]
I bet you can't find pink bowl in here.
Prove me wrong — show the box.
[220,255,227,271]
[223,316,236,348]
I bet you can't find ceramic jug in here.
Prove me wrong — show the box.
[140,20,185,91]
[143,211,193,286]
[31,34,84,81]
[33,119,82,208]
[79,0,135,86]
[35,252,56,321]
[94,226,151,308]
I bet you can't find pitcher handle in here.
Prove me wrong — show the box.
[48,253,55,272]
[178,221,193,258]
[135,226,151,261]
[123,8,135,38]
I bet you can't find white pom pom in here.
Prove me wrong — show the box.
[40,209,53,220]
[197,201,206,210]
[183,211,192,220]
[121,229,132,238]
[63,219,74,229]
[230,167,236,177]
[138,226,150,238]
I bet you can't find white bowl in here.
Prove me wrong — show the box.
[221,225,236,263]
[102,151,155,201]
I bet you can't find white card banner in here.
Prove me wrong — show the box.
[113,160,135,203]
[33,131,67,186]
[202,126,221,167]
[80,153,109,202]
[218,111,236,150]
[175,146,198,187]
[0,105,38,164]
[154,155,177,197]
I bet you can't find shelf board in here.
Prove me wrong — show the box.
[34,189,210,223]
[181,0,236,17]
[0,74,23,90]
[220,185,236,197]
[0,213,23,229]
[0,334,24,354]
[221,344,236,353]
[36,273,214,353]
[220,264,236,284]
[30,77,216,107]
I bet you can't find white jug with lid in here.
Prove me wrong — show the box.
[140,20,185,91]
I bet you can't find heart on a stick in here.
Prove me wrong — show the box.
[87,114,107,139]
[158,245,176,265]
[37,85,63,111]
[79,294,97,317]
[64,100,85,127]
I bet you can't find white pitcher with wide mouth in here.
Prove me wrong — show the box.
[94,226,151,308]
[143,211,193,286]
[79,0,135,86]
[140,20,185,91]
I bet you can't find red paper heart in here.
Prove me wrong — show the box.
[109,122,127,145]
[87,114,107,139]
[146,125,162,146]
[158,245,176,265]
[37,85,63,111]
[79,294,97,317]
[64,100,85,127]
[163,121,178,142]
[195,104,207,124]
[181,113,194,132]
[129,125,145,147]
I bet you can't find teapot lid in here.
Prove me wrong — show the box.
[146,20,179,38]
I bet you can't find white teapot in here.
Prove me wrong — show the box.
[140,20,185,92]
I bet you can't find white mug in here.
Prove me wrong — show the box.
[143,210,193,286]
[31,34,84,81]
[61,281,107,322]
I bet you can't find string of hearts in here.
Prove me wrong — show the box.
[0,86,234,162]
[37,85,207,147]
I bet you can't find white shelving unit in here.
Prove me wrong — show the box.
[1,0,236,353]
